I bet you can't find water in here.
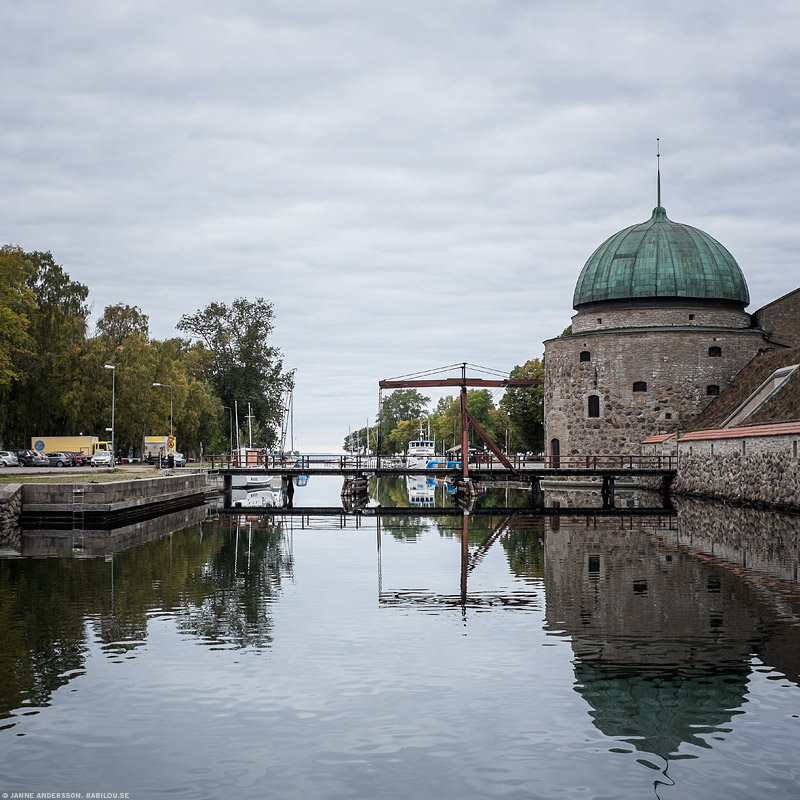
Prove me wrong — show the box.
[1,477,800,799]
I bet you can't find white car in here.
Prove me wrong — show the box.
[0,450,20,467]
[91,450,115,467]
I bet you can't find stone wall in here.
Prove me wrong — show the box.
[571,306,752,334]
[544,323,767,456]
[0,484,22,551]
[753,288,800,348]
[673,440,800,510]
[21,472,206,506]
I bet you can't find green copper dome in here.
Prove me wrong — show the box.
[573,206,750,310]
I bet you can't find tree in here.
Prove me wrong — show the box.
[95,303,149,346]
[388,418,428,453]
[429,391,498,451]
[377,389,430,453]
[177,298,287,448]
[0,245,34,388]
[0,250,89,445]
[500,359,544,454]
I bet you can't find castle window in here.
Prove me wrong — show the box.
[689,314,695,320]
[706,384,720,396]
[579,350,591,362]
[632,381,647,392]
[597,318,602,324]
[708,346,722,357]
[588,395,600,417]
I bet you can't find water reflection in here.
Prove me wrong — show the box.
[2,489,800,797]
[0,514,293,728]
[543,505,800,765]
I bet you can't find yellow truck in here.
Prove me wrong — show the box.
[31,436,111,456]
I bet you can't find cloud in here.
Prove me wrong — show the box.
[3,0,799,450]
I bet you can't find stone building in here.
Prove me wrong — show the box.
[543,199,776,458]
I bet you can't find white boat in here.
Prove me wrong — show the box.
[232,488,280,508]
[405,475,436,505]
[405,439,436,469]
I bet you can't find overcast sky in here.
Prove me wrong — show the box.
[3,0,799,451]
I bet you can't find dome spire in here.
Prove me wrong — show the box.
[656,137,661,208]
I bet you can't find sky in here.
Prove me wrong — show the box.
[3,0,799,452]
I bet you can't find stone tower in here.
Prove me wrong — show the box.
[543,201,770,458]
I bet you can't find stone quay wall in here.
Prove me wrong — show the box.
[0,484,23,550]
[672,440,800,510]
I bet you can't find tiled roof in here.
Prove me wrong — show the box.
[679,422,800,442]
[641,433,677,443]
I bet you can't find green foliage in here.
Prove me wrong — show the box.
[500,359,544,454]
[377,389,430,453]
[0,250,89,444]
[428,390,498,451]
[0,245,35,388]
[0,244,287,457]
[178,297,287,448]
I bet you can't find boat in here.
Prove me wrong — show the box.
[405,438,437,469]
[232,488,281,508]
[405,474,436,506]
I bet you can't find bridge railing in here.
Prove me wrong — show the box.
[205,452,676,471]
[205,453,381,470]
[473,454,676,470]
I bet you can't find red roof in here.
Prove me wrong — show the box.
[641,433,677,444]
[679,421,800,442]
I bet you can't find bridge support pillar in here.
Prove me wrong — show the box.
[530,476,543,508]
[222,473,232,509]
[601,475,615,509]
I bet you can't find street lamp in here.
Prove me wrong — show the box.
[152,382,173,436]
[104,364,115,459]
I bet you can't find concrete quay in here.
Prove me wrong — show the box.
[2,472,209,533]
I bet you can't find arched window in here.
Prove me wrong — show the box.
[579,350,591,362]
[633,381,648,392]
[708,346,722,357]
[588,395,600,417]
[706,384,720,396]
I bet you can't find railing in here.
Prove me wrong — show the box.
[205,453,676,472]
[472,454,676,471]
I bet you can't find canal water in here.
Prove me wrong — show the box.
[1,476,799,799]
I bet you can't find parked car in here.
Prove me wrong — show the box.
[69,452,89,466]
[45,452,73,467]
[13,449,48,467]
[0,450,20,467]
[91,450,115,467]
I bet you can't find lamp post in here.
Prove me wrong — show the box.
[152,382,173,436]
[104,364,115,459]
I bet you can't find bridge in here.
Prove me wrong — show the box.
[207,452,676,479]
[208,452,676,511]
